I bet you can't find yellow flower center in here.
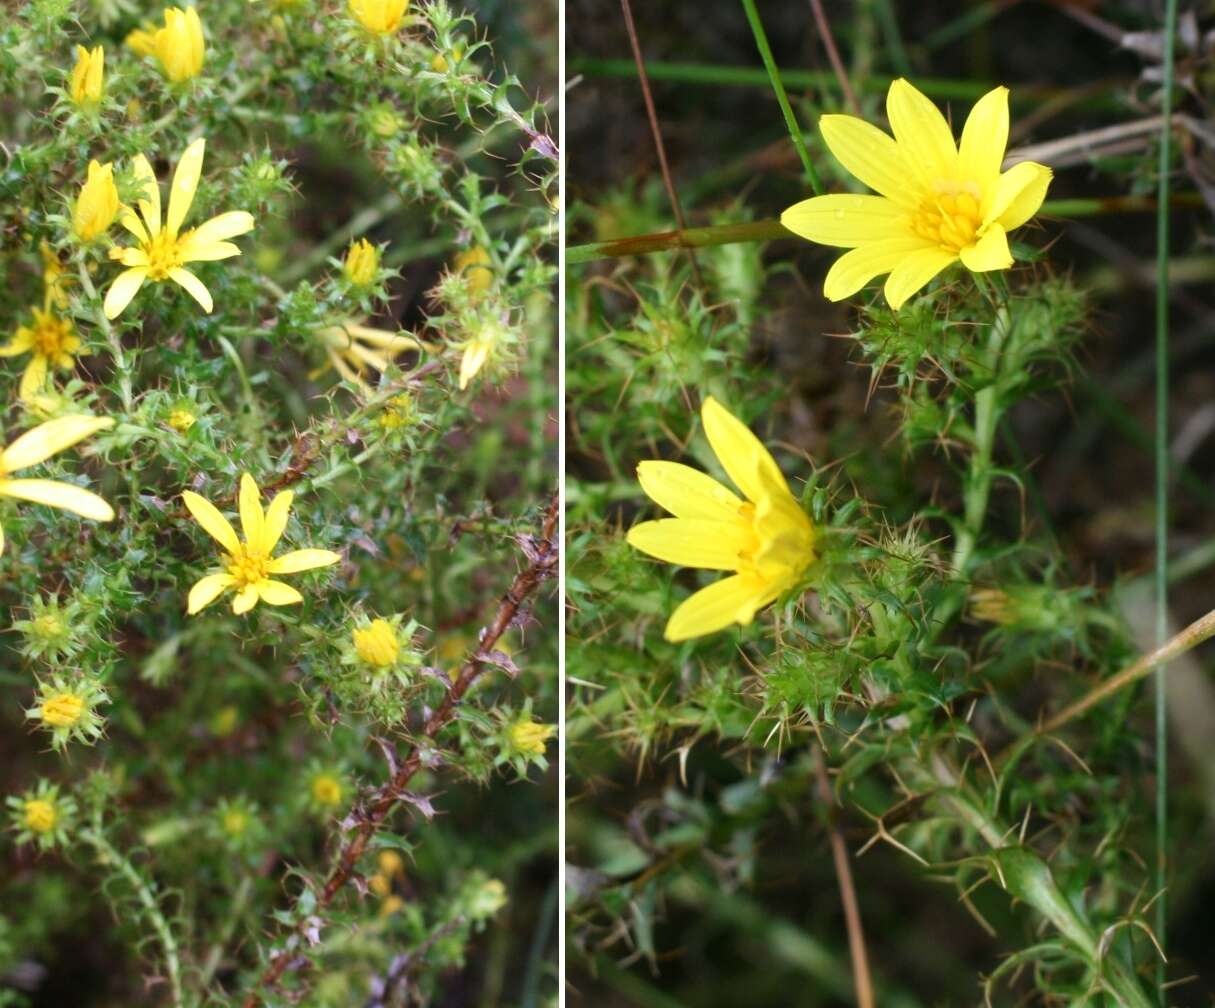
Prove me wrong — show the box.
[41,692,85,728]
[143,229,188,280]
[732,497,815,593]
[168,409,197,432]
[24,799,56,834]
[311,774,343,806]
[353,619,399,667]
[226,545,270,587]
[509,721,554,756]
[221,810,249,836]
[29,310,76,360]
[910,181,983,252]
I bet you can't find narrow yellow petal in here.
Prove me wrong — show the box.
[118,206,150,244]
[819,114,917,208]
[168,267,213,313]
[167,137,205,237]
[185,210,255,247]
[238,473,263,546]
[256,579,303,606]
[181,490,240,554]
[187,573,234,614]
[636,460,743,521]
[261,490,294,553]
[0,479,113,520]
[103,267,149,319]
[780,194,907,249]
[1,416,114,473]
[992,162,1052,231]
[266,548,341,574]
[884,246,958,309]
[664,574,769,642]
[232,585,259,614]
[701,396,789,505]
[178,240,241,262]
[627,519,752,571]
[958,86,1009,191]
[959,224,1012,274]
[19,356,48,401]
[886,78,958,185]
[822,237,932,303]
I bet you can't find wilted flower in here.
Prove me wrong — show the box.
[151,6,206,82]
[343,238,379,286]
[781,79,1052,309]
[314,319,422,392]
[73,160,121,242]
[68,45,104,106]
[627,397,816,641]
[349,0,408,35]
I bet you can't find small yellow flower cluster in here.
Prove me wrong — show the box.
[349,0,409,35]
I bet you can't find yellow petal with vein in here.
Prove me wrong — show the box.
[958,86,1008,192]
[0,479,113,520]
[781,193,907,248]
[636,460,742,521]
[959,224,1012,274]
[701,396,787,504]
[819,114,916,208]
[886,78,958,185]
[822,237,933,303]
[1,415,113,473]
[626,519,751,570]
[182,490,240,554]
[664,574,769,642]
[256,579,303,606]
[267,548,341,574]
[884,246,958,309]
[187,573,234,614]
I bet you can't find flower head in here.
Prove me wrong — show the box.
[453,245,493,296]
[168,408,197,432]
[73,160,121,242]
[309,771,344,808]
[182,472,341,615]
[26,676,109,751]
[353,617,400,666]
[151,6,206,82]
[781,79,1052,310]
[349,0,408,34]
[343,238,379,286]
[1,307,81,400]
[0,415,115,555]
[508,718,555,756]
[626,397,816,642]
[68,45,104,106]
[105,138,255,318]
[314,319,421,392]
[7,781,76,851]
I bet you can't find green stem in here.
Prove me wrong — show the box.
[737,0,821,193]
[77,258,132,411]
[1154,0,1179,992]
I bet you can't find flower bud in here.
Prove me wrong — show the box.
[353,618,400,667]
[68,45,104,106]
[454,245,493,296]
[73,160,120,242]
[154,6,206,82]
[349,0,408,34]
[343,238,379,287]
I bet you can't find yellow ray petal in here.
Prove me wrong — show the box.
[636,460,743,521]
[182,490,240,554]
[819,114,917,209]
[18,356,48,401]
[187,572,234,614]
[232,585,259,614]
[459,340,490,389]
[886,78,958,185]
[167,137,205,237]
[780,193,907,249]
[0,330,35,357]
[267,548,341,574]
[0,478,113,520]
[178,240,241,262]
[884,246,958,309]
[958,86,1009,190]
[701,396,788,504]
[261,490,293,554]
[992,162,1052,231]
[103,267,149,319]
[626,518,753,570]
[238,473,263,545]
[959,224,1012,273]
[168,267,213,313]
[664,574,769,642]
[1,416,114,473]
[183,210,255,248]
[118,206,150,244]
[256,579,303,606]
[131,153,161,238]
[822,236,933,302]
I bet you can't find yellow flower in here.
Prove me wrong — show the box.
[369,872,392,897]
[349,0,408,34]
[41,243,71,310]
[627,397,815,642]
[39,691,85,728]
[182,472,341,615]
[780,79,1052,310]
[105,138,255,318]
[152,6,206,82]
[378,849,404,877]
[1,306,81,400]
[167,408,197,432]
[380,894,404,915]
[315,320,421,392]
[0,415,115,555]
[125,22,159,57]
[24,799,56,834]
[221,808,249,837]
[377,393,416,431]
[68,45,104,106]
[73,160,121,242]
[508,719,555,756]
[454,245,493,296]
[343,238,379,286]
[353,618,399,666]
[310,773,343,806]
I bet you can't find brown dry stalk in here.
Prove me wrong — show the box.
[240,493,559,1005]
[807,0,860,115]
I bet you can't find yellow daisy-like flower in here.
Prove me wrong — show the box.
[626,397,816,642]
[314,319,421,392]
[73,160,121,242]
[68,45,104,106]
[182,473,341,615]
[1,306,81,400]
[781,78,1052,310]
[151,6,206,82]
[105,138,255,319]
[0,415,116,555]
[349,0,408,34]
[343,238,379,286]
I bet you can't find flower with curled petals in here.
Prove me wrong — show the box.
[182,473,340,615]
[104,137,255,319]
[781,78,1052,310]
[626,397,816,642]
